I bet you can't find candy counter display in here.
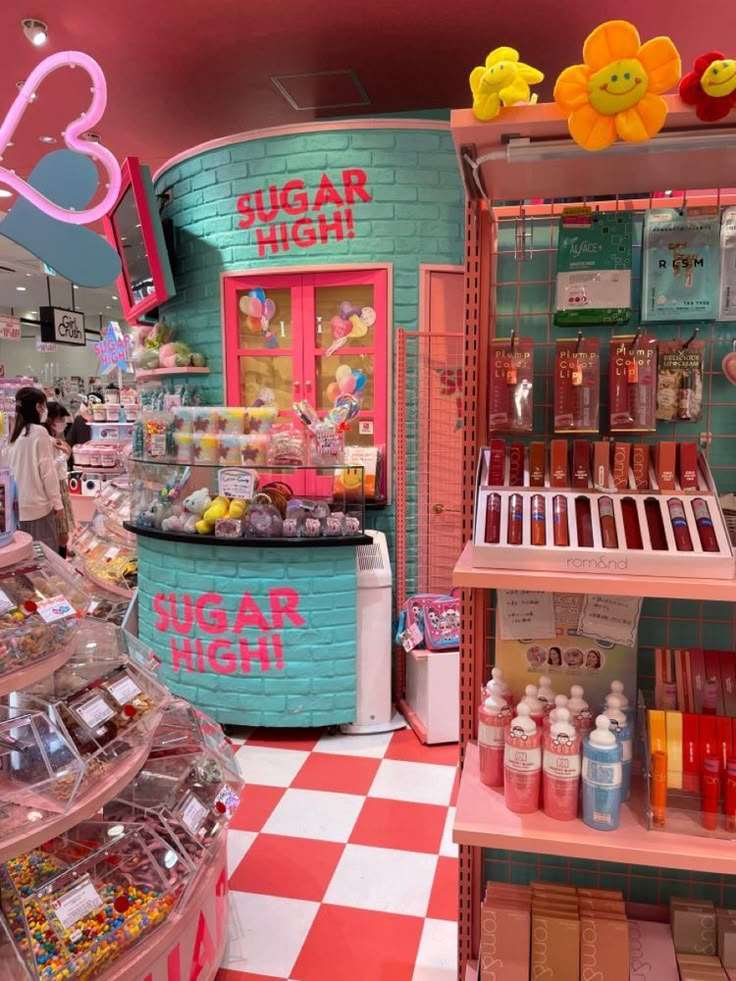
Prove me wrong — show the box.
[70,482,137,597]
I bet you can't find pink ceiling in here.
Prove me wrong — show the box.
[1,0,735,186]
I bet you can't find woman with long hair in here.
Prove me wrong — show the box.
[0,386,62,550]
[44,401,74,556]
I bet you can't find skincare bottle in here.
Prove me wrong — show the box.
[543,708,581,821]
[537,675,556,714]
[605,680,634,727]
[478,691,512,788]
[486,666,514,708]
[504,703,542,814]
[582,715,623,831]
[521,684,546,728]
[544,694,569,732]
[604,694,632,801]
[569,684,594,737]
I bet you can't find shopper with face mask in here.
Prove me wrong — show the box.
[44,402,74,557]
[0,386,62,550]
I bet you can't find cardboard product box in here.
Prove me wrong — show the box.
[532,908,580,980]
[676,953,727,980]
[629,919,679,980]
[671,899,717,955]
[666,710,683,790]
[480,901,530,981]
[718,909,736,969]
[580,914,629,981]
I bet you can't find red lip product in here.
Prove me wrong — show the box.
[507,494,523,545]
[489,337,535,433]
[621,497,643,549]
[682,713,700,793]
[598,496,618,549]
[554,337,601,432]
[668,498,693,551]
[531,494,546,546]
[485,493,502,543]
[678,442,699,492]
[611,441,631,491]
[632,443,650,490]
[488,439,506,486]
[552,495,569,546]
[529,442,546,487]
[509,443,525,487]
[655,442,676,491]
[701,756,721,831]
[726,759,736,833]
[609,334,657,432]
[572,440,590,488]
[592,441,610,491]
[550,440,569,488]
[693,498,719,552]
[575,496,593,547]
[645,497,668,550]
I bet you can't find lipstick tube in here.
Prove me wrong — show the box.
[651,750,667,828]
[509,443,525,487]
[507,493,523,545]
[575,496,594,547]
[485,493,501,544]
[667,498,693,551]
[552,495,569,547]
[726,758,736,833]
[702,755,721,831]
[598,496,618,549]
[621,497,643,549]
[531,494,546,546]
[693,498,719,552]
[645,497,667,551]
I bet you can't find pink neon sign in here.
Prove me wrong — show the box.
[0,50,121,224]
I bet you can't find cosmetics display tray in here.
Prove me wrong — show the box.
[454,743,736,876]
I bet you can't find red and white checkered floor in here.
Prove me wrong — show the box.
[216,724,459,981]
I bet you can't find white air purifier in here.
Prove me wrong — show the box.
[341,530,405,735]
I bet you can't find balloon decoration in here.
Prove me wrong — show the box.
[326,298,377,355]
[239,288,278,349]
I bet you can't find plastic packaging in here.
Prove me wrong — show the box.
[604,695,632,802]
[609,334,658,432]
[582,715,623,831]
[554,337,601,432]
[656,339,705,423]
[478,692,512,787]
[543,708,581,821]
[504,703,541,814]
[489,337,534,433]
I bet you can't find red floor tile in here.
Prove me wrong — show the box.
[292,904,424,981]
[291,752,381,796]
[216,972,282,981]
[349,797,448,853]
[246,726,322,751]
[228,833,344,901]
[385,727,460,766]
[450,768,460,806]
[427,855,458,921]
[229,785,286,833]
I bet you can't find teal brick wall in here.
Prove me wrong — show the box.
[137,536,358,727]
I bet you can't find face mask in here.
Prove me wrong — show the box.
[39,407,48,424]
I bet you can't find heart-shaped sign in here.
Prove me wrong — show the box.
[0,51,120,224]
[723,345,736,385]
[331,316,351,340]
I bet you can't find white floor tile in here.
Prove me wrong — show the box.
[368,759,457,806]
[226,829,257,875]
[439,807,458,858]
[412,918,458,981]
[223,890,319,976]
[235,743,309,787]
[324,844,438,917]
[313,729,395,758]
[262,787,364,842]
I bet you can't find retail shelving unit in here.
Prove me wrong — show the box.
[450,95,736,980]
[135,367,210,382]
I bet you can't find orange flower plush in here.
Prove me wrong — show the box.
[554,20,681,151]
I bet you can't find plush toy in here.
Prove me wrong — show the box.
[469,47,544,121]
[679,52,736,121]
[196,496,230,534]
[159,341,194,369]
[161,506,185,533]
[554,21,681,151]
[226,499,246,520]
[181,488,212,534]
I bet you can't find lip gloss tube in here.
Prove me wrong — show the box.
[667,498,693,551]
[621,497,643,549]
[485,493,501,543]
[507,494,523,545]
[553,495,569,546]
[645,497,667,551]
[726,758,736,833]
[575,496,593,547]
[702,755,721,831]
[651,750,667,828]
[598,496,618,549]
[693,498,719,552]
[509,443,525,487]
[531,494,546,546]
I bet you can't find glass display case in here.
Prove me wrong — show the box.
[69,479,137,596]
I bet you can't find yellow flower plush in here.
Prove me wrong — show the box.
[470,47,544,121]
[554,21,681,151]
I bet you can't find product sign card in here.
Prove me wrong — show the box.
[50,876,103,931]
[103,672,142,706]
[36,595,75,624]
[178,791,209,835]
[73,693,116,729]
[217,468,257,500]
[498,590,556,641]
[577,594,642,648]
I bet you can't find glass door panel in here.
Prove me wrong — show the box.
[239,357,294,413]
[313,283,376,353]
[315,353,375,412]
[236,286,294,350]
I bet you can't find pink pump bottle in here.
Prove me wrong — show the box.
[544,694,569,732]
[543,708,582,821]
[521,684,546,728]
[569,684,594,737]
[478,692,512,787]
[485,666,514,708]
[537,675,556,715]
[504,703,542,814]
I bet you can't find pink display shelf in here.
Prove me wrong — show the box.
[453,542,736,603]
[454,743,736,877]
[0,646,74,699]
[134,367,211,382]
[0,531,33,569]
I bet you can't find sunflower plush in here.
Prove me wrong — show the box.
[679,52,736,121]
[554,21,681,151]
[470,47,544,121]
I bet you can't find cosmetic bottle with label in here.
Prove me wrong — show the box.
[478,692,512,787]
[521,684,546,728]
[537,675,556,715]
[569,684,594,737]
[582,715,623,831]
[543,708,582,821]
[504,703,542,814]
[605,680,634,727]
[544,694,569,732]
[604,694,632,801]
[486,666,514,708]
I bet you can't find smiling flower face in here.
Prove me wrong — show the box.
[702,58,736,96]
[679,50,736,121]
[554,20,681,151]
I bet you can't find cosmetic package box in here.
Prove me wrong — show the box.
[472,443,735,579]
[628,919,679,980]
[480,883,531,981]
[677,954,728,980]
[719,909,736,969]
[671,897,717,955]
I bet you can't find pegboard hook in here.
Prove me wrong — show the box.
[683,326,700,348]
[629,327,641,353]
[510,328,517,354]
[575,329,584,353]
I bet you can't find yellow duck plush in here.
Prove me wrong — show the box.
[226,499,246,520]
[196,496,229,534]
[470,47,545,121]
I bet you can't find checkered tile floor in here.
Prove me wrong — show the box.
[215,724,459,981]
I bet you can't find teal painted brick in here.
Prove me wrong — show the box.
[285,151,329,172]
[246,156,287,177]
[350,132,396,149]
[371,184,418,203]
[191,170,217,191]
[201,149,232,170]
[397,169,439,185]
[395,131,442,151]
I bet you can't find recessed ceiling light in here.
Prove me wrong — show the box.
[16,286,26,292]
[24,272,31,276]
[0,190,12,199]
[105,305,111,309]
[39,136,56,144]
[112,295,118,300]
[73,284,78,290]
[21,18,48,46]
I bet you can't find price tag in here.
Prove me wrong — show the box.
[73,693,116,729]
[178,792,209,835]
[0,589,15,615]
[103,546,120,562]
[399,622,423,652]
[148,434,167,458]
[50,876,103,931]
[36,595,75,624]
[103,672,142,706]
[217,468,257,499]
[214,784,240,817]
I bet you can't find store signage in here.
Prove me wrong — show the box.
[36,338,57,353]
[95,320,132,374]
[40,306,86,346]
[152,587,306,675]
[236,168,371,258]
[0,315,21,342]
[217,467,257,499]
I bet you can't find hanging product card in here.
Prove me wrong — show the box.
[719,207,736,321]
[36,595,75,624]
[609,334,657,432]
[72,693,116,729]
[0,589,15,615]
[498,590,556,641]
[554,337,601,433]
[554,209,633,326]
[656,339,706,423]
[49,876,103,931]
[215,784,240,817]
[488,337,534,433]
[103,672,142,707]
[577,594,642,648]
[178,791,209,835]
[642,208,720,322]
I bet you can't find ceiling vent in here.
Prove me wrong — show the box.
[271,70,370,111]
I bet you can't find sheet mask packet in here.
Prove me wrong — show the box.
[554,336,601,432]
[489,336,534,433]
[609,334,658,432]
[720,206,736,321]
[656,338,706,423]
[642,207,720,322]
[554,209,632,326]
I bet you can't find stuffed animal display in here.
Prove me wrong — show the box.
[131,320,207,372]
[679,51,736,121]
[469,47,544,121]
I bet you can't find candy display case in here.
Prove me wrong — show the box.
[93,481,134,545]
[70,524,137,595]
